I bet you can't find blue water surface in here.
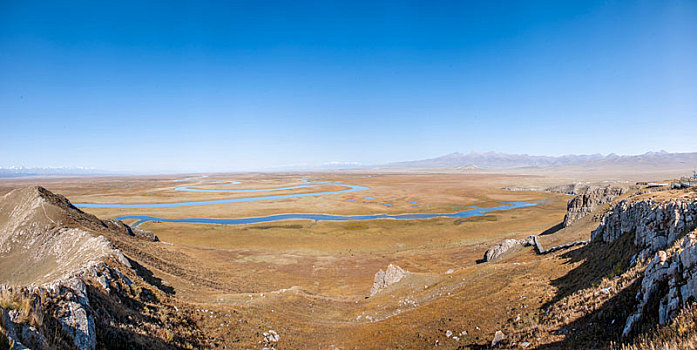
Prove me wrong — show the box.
[75,179,368,209]
[74,177,540,227]
[117,201,539,227]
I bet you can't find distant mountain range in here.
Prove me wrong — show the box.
[382,151,697,171]
[3,152,696,175]
[0,167,108,178]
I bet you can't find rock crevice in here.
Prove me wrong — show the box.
[563,185,626,227]
[590,195,697,336]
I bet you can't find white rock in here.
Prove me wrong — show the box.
[370,264,408,296]
[491,330,506,348]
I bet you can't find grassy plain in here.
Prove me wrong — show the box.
[0,172,610,348]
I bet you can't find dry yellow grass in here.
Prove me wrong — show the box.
[0,171,650,348]
[0,288,42,327]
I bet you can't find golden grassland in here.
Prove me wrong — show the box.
[0,172,640,348]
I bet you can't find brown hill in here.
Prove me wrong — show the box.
[0,187,201,349]
[0,186,132,285]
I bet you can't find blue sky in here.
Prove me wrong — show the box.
[1,1,696,172]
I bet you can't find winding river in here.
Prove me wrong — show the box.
[75,179,368,209]
[73,178,540,226]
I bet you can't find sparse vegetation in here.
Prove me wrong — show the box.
[621,304,697,350]
[0,288,42,327]
[454,214,498,225]
[2,174,696,348]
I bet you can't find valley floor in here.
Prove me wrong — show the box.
[2,171,685,349]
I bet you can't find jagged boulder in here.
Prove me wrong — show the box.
[563,185,626,227]
[484,239,521,261]
[54,278,96,350]
[370,264,408,296]
[546,182,594,195]
[591,198,697,258]
[483,234,586,262]
[623,231,697,336]
[589,195,697,336]
[491,330,506,348]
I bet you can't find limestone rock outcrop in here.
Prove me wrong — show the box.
[563,185,626,227]
[1,263,129,350]
[0,187,196,349]
[491,330,506,348]
[484,239,521,261]
[370,264,408,296]
[589,195,697,336]
[591,198,697,259]
[483,235,587,262]
[623,231,697,336]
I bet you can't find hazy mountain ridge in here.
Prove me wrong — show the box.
[0,167,108,178]
[383,151,697,170]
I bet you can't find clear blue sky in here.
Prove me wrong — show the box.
[1,1,696,172]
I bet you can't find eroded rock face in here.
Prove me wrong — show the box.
[590,195,697,336]
[0,187,135,349]
[623,231,697,336]
[483,235,587,262]
[484,239,521,261]
[54,278,96,350]
[370,264,408,296]
[0,187,133,286]
[591,198,697,258]
[563,185,626,227]
[1,261,140,350]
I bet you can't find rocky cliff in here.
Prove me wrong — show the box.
[589,193,697,337]
[0,187,200,349]
[562,185,627,227]
[482,234,587,262]
[591,197,697,258]
[622,231,697,337]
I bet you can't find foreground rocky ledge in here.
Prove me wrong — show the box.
[0,187,200,349]
[590,194,697,336]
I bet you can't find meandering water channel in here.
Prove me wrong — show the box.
[74,178,540,226]
[76,179,368,209]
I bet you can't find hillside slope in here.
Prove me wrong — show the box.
[498,186,697,349]
[0,187,202,349]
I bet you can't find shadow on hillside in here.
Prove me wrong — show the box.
[460,282,640,349]
[541,233,637,311]
[474,222,567,265]
[86,284,196,349]
[529,233,642,348]
[127,257,176,295]
[539,222,563,236]
[536,276,641,349]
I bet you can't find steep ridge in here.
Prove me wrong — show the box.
[0,187,202,349]
[482,184,627,262]
[591,194,697,258]
[588,192,697,337]
[563,185,627,227]
[497,188,697,349]
[0,187,132,286]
